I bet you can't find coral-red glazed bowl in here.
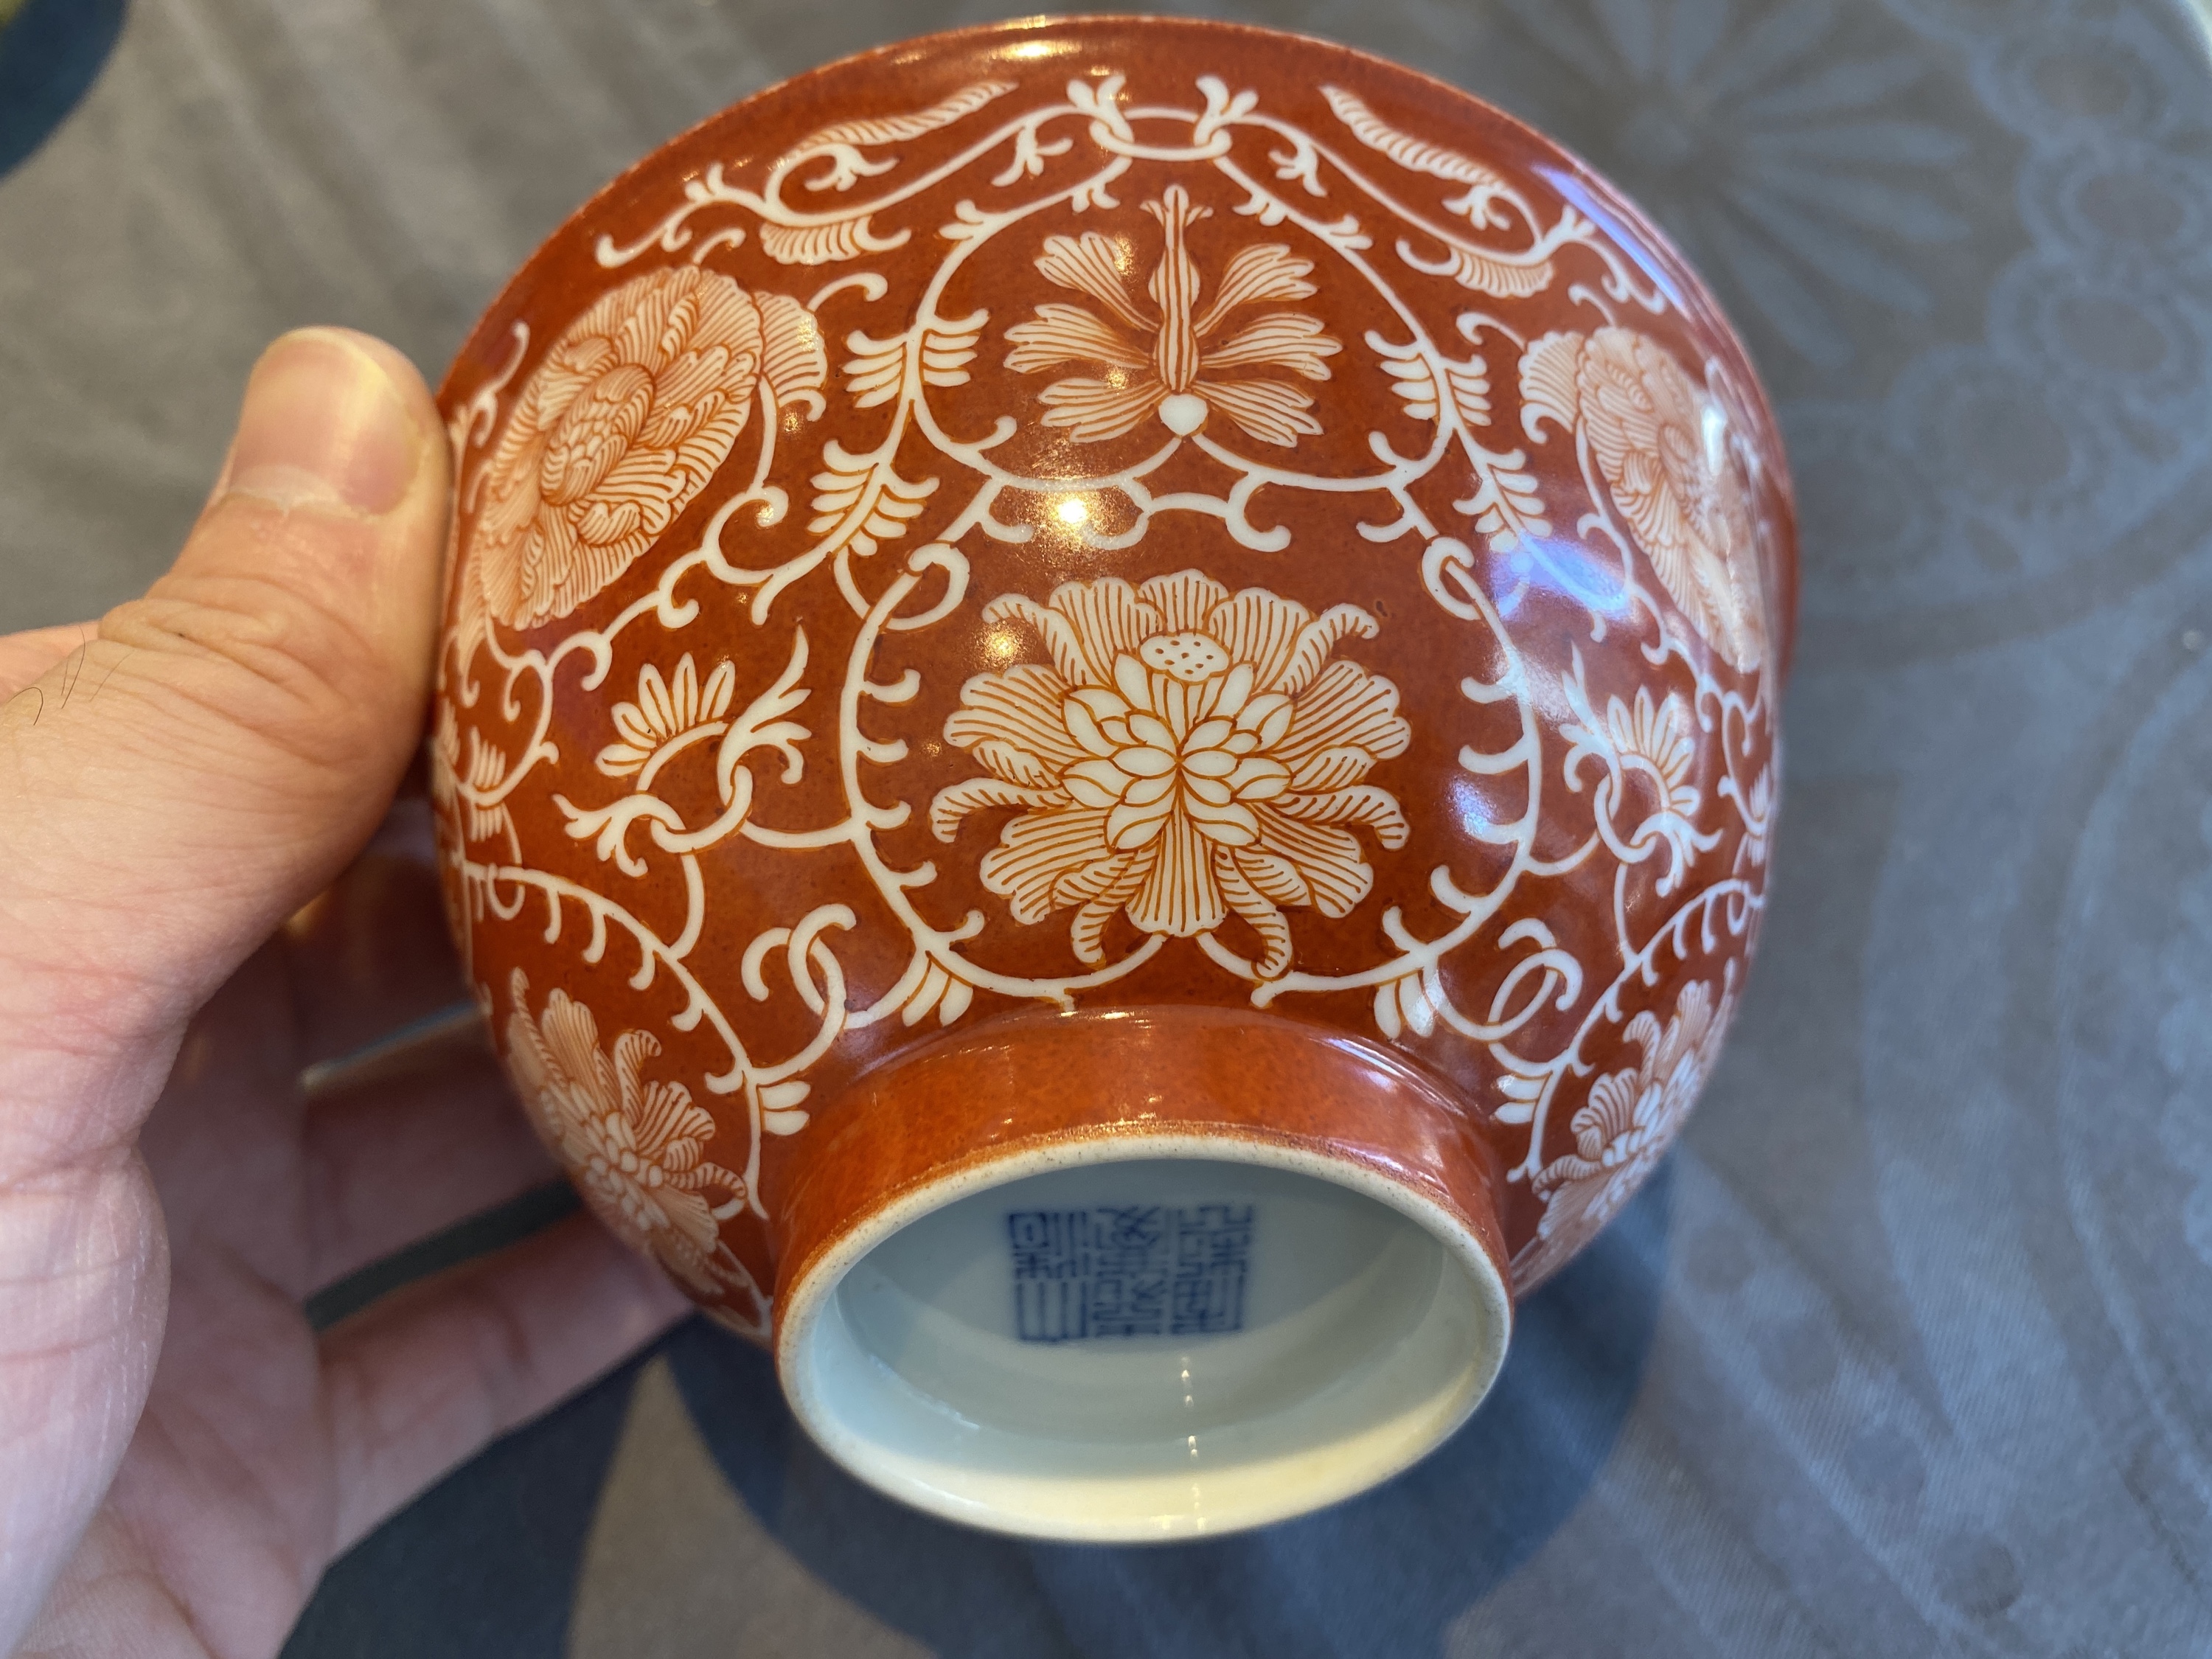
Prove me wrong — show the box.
[430,15,1794,1540]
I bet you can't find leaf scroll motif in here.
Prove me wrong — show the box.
[1458,458,1551,555]
[1321,85,1512,227]
[1422,243,1556,300]
[759,80,1018,265]
[894,956,977,1029]
[843,311,987,408]
[774,81,1017,191]
[1370,329,1491,428]
[1323,85,1554,297]
[433,703,515,846]
[1364,330,1547,555]
[1374,970,1441,1039]
[759,217,906,267]
[1318,88,1513,221]
[919,310,986,392]
[806,442,939,559]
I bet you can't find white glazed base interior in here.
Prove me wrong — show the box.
[778,1140,1511,1540]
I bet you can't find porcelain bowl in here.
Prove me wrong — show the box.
[430,15,1795,1540]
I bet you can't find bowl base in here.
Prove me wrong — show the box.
[770,1008,1512,1539]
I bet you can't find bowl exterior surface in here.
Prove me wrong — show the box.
[430,16,1795,1337]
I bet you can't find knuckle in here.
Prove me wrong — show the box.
[95,508,422,782]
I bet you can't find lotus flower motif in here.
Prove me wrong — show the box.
[504,972,752,1306]
[1604,684,1699,821]
[931,570,1411,977]
[1003,185,1342,446]
[596,653,740,782]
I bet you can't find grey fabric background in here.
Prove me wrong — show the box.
[4,1,2211,1653]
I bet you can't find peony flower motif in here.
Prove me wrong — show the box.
[1520,976,1732,1282]
[596,653,738,782]
[931,570,1411,978]
[1003,185,1341,447]
[453,266,826,671]
[1520,327,1767,672]
[504,970,751,1304]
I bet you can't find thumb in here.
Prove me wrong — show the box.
[0,327,451,1156]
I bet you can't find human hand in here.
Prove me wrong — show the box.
[0,330,689,1658]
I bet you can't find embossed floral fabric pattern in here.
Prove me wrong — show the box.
[6,0,2212,1656]
[1490,0,1992,376]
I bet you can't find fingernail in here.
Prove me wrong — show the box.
[225,330,422,516]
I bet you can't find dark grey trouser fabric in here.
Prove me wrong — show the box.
[4,1,2210,1654]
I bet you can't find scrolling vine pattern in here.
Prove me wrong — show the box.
[432,67,1781,1319]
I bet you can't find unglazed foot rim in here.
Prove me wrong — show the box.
[776,1132,1512,1541]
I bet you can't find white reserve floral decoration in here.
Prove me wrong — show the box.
[452,265,827,672]
[1520,975,1734,1281]
[1003,184,1342,447]
[504,970,755,1308]
[931,570,1411,978]
[594,652,740,783]
[1521,326,1767,672]
[436,64,1784,1302]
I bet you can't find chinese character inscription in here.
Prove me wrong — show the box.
[1006,1204,1255,1342]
